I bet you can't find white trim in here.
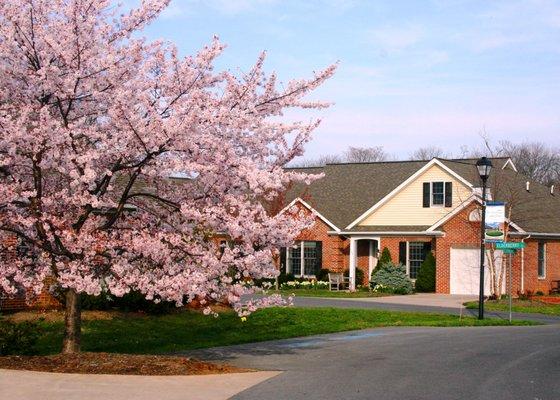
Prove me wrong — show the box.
[510,232,560,238]
[345,159,474,229]
[427,196,478,232]
[278,197,340,232]
[329,231,444,237]
[502,158,518,172]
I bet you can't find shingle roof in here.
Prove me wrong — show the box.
[285,157,560,234]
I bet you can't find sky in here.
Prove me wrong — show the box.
[138,0,560,159]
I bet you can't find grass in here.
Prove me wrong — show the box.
[273,288,390,298]
[30,307,536,355]
[464,299,560,316]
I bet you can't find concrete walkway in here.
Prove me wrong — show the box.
[0,369,280,400]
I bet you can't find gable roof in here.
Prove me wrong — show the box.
[345,158,474,229]
[284,157,560,235]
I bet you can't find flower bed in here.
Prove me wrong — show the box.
[280,280,329,290]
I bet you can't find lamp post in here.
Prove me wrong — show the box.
[476,157,493,320]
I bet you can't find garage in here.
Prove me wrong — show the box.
[449,247,503,295]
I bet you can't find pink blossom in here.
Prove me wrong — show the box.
[0,0,335,316]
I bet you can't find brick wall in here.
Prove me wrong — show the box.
[435,204,481,293]
[521,240,560,294]
[293,207,347,273]
[434,203,560,295]
[0,233,62,312]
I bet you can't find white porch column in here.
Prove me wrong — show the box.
[349,237,357,291]
[368,241,375,278]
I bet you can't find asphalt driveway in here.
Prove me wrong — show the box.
[187,324,560,400]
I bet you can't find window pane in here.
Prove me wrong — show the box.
[408,242,426,279]
[303,241,318,276]
[432,182,444,205]
[289,244,301,276]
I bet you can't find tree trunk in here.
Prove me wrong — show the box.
[62,289,81,354]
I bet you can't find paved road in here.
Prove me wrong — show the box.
[187,324,560,400]
[291,296,560,324]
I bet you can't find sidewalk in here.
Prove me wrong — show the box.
[0,369,280,400]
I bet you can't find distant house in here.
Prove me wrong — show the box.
[278,157,560,295]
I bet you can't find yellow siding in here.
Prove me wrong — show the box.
[359,164,473,226]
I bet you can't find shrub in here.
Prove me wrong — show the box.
[344,268,365,286]
[415,252,436,292]
[0,320,42,356]
[370,262,413,295]
[378,247,393,266]
[315,268,330,282]
[277,273,295,285]
[81,290,177,315]
[536,291,545,296]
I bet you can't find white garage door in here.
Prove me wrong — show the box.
[450,248,503,295]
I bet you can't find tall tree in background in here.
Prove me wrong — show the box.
[498,141,560,186]
[409,146,447,160]
[291,146,390,167]
[344,146,389,163]
[0,0,335,353]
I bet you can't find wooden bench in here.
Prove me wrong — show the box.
[328,273,349,291]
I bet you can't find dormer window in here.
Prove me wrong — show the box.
[423,181,453,208]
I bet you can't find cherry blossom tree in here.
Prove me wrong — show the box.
[0,0,335,353]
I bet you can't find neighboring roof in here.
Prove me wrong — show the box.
[284,157,560,235]
[490,167,560,234]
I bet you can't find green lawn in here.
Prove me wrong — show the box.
[464,300,560,316]
[274,289,390,298]
[31,307,535,355]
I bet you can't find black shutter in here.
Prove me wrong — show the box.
[445,182,453,207]
[422,242,432,260]
[279,247,286,274]
[423,182,431,208]
[315,241,323,275]
[399,242,407,265]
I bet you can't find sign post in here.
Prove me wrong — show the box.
[496,242,526,323]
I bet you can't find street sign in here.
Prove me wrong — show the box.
[495,242,526,250]
[502,249,517,254]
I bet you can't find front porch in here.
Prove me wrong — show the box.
[348,236,380,290]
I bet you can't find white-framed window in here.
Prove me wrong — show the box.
[538,242,546,279]
[400,241,432,279]
[408,242,426,279]
[423,181,452,208]
[286,241,321,277]
[431,182,445,206]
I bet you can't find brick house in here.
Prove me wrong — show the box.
[278,157,560,295]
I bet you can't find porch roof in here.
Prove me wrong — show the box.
[346,225,432,233]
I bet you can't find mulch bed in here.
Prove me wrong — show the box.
[0,352,249,375]
[536,296,560,304]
